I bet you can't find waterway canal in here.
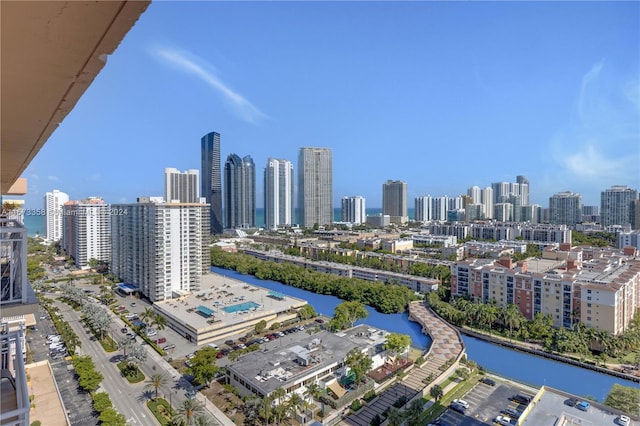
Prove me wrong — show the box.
[211,267,638,401]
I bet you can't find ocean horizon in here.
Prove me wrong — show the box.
[22,207,416,237]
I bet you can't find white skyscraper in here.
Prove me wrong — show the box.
[44,189,69,242]
[467,186,482,204]
[264,158,294,230]
[62,197,111,268]
[341,196,366,224]
[549,191,583,226]
[111,199,210,302]
[601,185,639,228]
[298,147,333,227]
[164,168,200,203]
[481,186,494,219]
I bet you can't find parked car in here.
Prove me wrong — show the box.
[576,401,590,412]
[186,352,196,359]
[453,399,469,409]
[315,318,325,323]
[120,327,128,333]
[618,415,631,426]
[163,344,176,351]
[512,394,533,405]
[225,340,235,346]
[145,329,157,337]
[449,402,466,414]
[501,408,519,418]
[479,377,496,386]
[154,337,167,344]
[564,398,578,407]
[495,415,512,426]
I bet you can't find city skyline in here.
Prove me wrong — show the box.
[11,2,639,208]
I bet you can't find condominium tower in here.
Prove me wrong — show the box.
[201,131,223,234]
[298,147,333,227]
[224,154,256,229]
[165,168,199,203]
[601,185,639,228]
[549,191,583,226]
[383,180,408,223]
[341,196,366,225]
[111,198,210,302]
[44,189,69,242]
[61,197,111,268]
[264,158,294,230]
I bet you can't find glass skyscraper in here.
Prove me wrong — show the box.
[201,132,223,234]
[224,154,256,229]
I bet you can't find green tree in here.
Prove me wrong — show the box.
[383,333,411,365]
[297,304,317,320]
[187,347,219,387]
[604,384,640,416]
[255,320,267,334]
[144,373,169,401]
[151,313,168,331]
[332,300,368,330]
[92,392,112,412]
[345,348,373,385]
[99,408,126,426]
[429,384,443,401]
[502,304,525,340]
[386,407,404,426]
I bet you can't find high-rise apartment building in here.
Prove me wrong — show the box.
[44,189,69,242]
[62,197,111,268]
[164,168,199,203]
[264,158,294,230]
[298,147,333,227]
[201,131,223,234]
[601,185,639,228]
[341,196,366,225]
[549,191,583,226]
[382,180,408,223]
[224,154,256,229]
[467,186,482,205]
[415,195,449,222]
[111,198,210,302]
[516,175,530,206]
[482,186,494,219]
[631,200,640,230]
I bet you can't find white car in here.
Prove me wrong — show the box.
[186,352,196,359]
[618,415,630,426]
[453,399,469,409]
[495,415,512,426]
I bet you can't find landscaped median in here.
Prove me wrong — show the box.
[418,373,482,424]
[147,398,176,425]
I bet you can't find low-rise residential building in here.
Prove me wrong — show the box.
[451,249,640,334]
[226,325,394,401]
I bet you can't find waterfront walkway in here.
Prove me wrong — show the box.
[340,301,465,426]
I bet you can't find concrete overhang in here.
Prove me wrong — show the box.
[1,0,150,194]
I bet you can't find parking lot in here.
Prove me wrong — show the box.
[436,378,536,426]
[28,306,97,426]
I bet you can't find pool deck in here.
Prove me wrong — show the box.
[153,272,308,344]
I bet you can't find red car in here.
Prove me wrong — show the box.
[154,337,167,344]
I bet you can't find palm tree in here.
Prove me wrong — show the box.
[286,393,303,425]
[304,383,322,402]
[192,414,217,426]
[271,388,287,424]
[386,407,404,426]
[140,307,155,323]
[260,396,273,426]
[228,350,240,363]
[144,373,169,401]
[174,398,204,425]
[502,304,524,340]
[152,313,168,331]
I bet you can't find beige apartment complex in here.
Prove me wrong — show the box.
[451,246,640,335]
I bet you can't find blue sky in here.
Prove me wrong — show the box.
[19,1,639,209]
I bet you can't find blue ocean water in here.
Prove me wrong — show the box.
[23,214,44,237]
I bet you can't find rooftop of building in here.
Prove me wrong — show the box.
[153,272,307,332]
[521,386,633,426]
[24,361,68,426]
[227,328,367,395]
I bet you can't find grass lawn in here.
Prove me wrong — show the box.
[419,374,480,424]
[100,336,118,352]
[117,361,145,383]
[147,398,176,425]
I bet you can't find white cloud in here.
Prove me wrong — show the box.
[578,61,603,121]
[30,173,39,180]
[151,46,268,124]
[118,197,128,204]
[47,175,59,181]
[563,144,625,180]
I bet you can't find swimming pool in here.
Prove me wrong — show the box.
[222,301,261,313]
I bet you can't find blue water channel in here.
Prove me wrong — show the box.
[211,267,638,401]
